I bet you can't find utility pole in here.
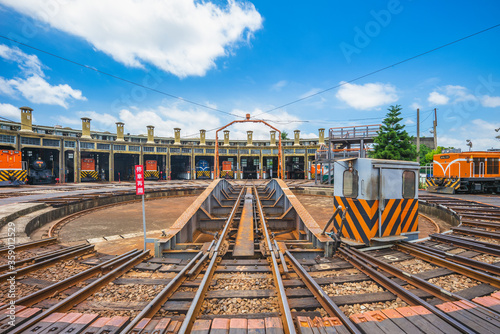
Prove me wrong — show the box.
[416,108,420,163]
[433,108,437,149]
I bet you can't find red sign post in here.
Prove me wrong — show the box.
[135,165,144,195]
[135,165,147,250]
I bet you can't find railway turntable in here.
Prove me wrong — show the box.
[3,178,500,333]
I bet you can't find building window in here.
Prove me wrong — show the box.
[129,145,140,152]
[64,141,76,148]
[114,144,126,151]
[206,149,214,153]
[81,142,95,149]
[194,148,204,154]
[295,149,305,154]
[43,139,60,147]
[239,149,248,154]
[343,170,358,198]
[21,137,40,145]
[144,146,155,152]
[97,143,110,150]
[402,171,416,199]
[181,148,191,153]
[171,148,180,153]
[0,135,15,144]
[219,149,227,154]
[228,149,238,154]
[157,147,168,153]
[308,149,317,154]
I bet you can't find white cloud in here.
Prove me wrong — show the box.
[271,80,288,91]
[0,45,86,108]
[439,118,500,151]
[7,76,86,108]
[335,82,398,110]
[428,91,449,105]
[0,45,44,77]
[428,85,476,106]
[0,102,20,121]
[481,95,500,108]
[1,0,263,78]
[410,102,423,110]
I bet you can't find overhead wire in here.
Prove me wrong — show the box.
[252,23,500,119]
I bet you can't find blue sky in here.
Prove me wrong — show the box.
[0,0,499,150]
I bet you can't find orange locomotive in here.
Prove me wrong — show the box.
[80,158,98,181]
[144,160,159,180]
[426,151,500,193]
[0,150,27,185]
[221,161,233,179]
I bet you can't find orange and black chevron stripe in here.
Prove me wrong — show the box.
[145,170,160,179]
[381,199,418,237]
[0,170,27,183]
[333,196,379,244]
[81,171,98,180]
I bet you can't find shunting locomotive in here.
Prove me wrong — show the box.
[144,160,160,180]
[221,160,234,179]
[0,150,27,186]
[80,158,98,182]
[195,159,211,179]
[426,151,500,194]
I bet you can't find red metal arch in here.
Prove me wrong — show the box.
[215,114,283,179]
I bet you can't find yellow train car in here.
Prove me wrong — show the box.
[427,151,500,193]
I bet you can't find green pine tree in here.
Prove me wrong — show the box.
[371,105,417,161]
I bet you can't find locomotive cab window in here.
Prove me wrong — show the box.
[343,170,358,198]
[402,171,415,199]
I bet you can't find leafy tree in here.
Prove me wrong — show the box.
[281,131,289,140]
[424,146,444,164]
[418,144,433,165]
[371,105,417,161]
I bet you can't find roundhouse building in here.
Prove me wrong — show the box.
[0,107,325,183]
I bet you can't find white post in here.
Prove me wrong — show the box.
[142,194,147,251]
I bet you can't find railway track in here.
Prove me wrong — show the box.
[1,188,500,332]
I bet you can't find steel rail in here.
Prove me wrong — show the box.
[461,219,500,230]
[178,185,246,334]
[339,247,474,334]
[0,237,57,255]
[9,249,150,334]
[253,184,296,334]
[274,239,288,274]
[395,243,500,289]
[431,233,500,256]
[346,246,500,320]
[0,243,90,272]
[0,244,95,283]
[400,241,500,276]
[121,250,206,333]
[188,240,215,276]
[0,249,141,311]
[452,226,500,240]
[285,250,362,334]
